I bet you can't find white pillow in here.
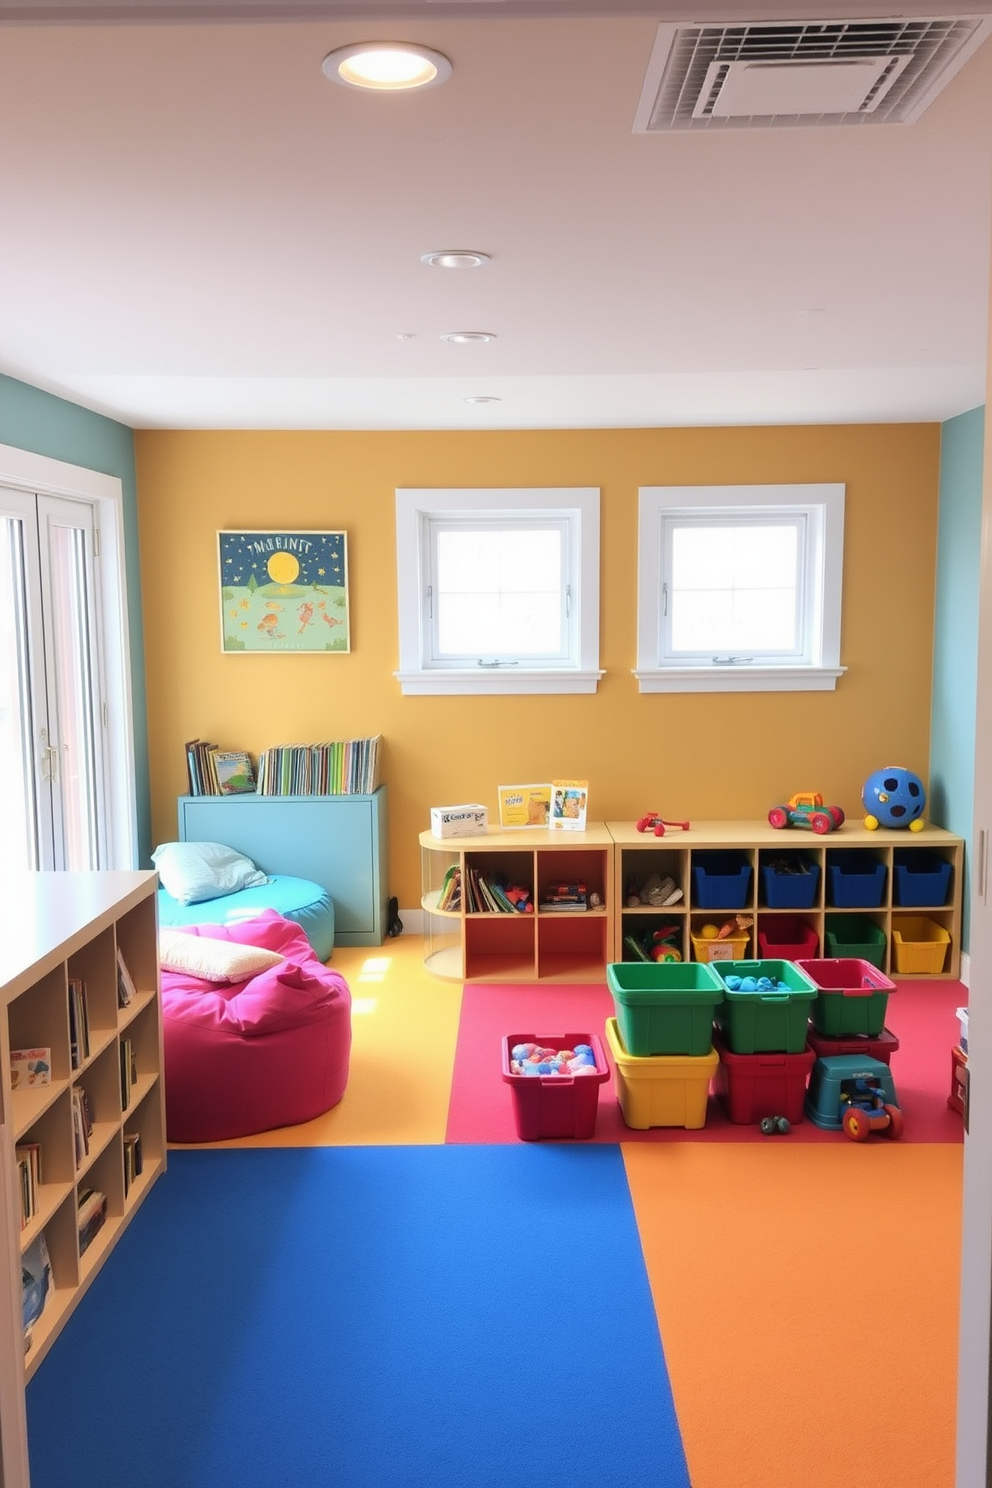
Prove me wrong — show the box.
[159,928,284,983]
[152,840,268,905]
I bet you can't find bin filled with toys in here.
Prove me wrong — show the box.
[501,1033,609,1140]
[712,959,819,1054]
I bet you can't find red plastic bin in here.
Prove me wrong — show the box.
[712,1030,815,1125]
[501,1032,609,1140]
[806,1026,900,1066]
[757,915,819,960]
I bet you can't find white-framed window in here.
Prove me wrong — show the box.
[395,488,603,696]
[635,483,845,693]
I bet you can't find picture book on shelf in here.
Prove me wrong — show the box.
[497,783,552,829]
[10,1048,51,1090]
[211,749,257,794]
[549,779,588,832]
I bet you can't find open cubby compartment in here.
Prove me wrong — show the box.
[76,1142,125,1279]
[536,910,610,981]
[689,911,753,963]
[124,1086,165,1207]
[121,999,162,1111]
[825,847,887,908]
[621,846,687,911]
[465,850,535,911]
[73,1043,123,1178]
[31,1195,82,1342]
[115,893,159,1003]
[690,849,755,910]
[464,914,536,981]
[8,966,72,1089]
[620,911,688,963]
[536,846,609,909]
[421,843,461,910]
[67,924,118,1043]
[892,847,955,907]
[757,847,822,909]
[17,1091,76,1250]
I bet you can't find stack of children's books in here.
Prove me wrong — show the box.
[539,880,588,912]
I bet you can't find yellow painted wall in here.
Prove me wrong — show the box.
[135,423,940,906]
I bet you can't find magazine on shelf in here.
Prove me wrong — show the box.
[549,780,588,832]
[22,1231,52,1339]
[497,783,552,829]
[116,947,137,1009]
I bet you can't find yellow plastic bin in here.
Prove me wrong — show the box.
[690,929,751,964]
[605,1016,717,1129]
[890,917,950,974]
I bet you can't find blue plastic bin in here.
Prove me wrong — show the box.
[827,851,886,909]
[893,851,952,907]
[692,853,753,910]
[761,858,820,909]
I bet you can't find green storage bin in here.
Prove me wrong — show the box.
[712,959,818,1054]
[824,915,887,970]
[606,960,724,1057]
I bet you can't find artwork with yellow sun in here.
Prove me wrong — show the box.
[218,531,350,653]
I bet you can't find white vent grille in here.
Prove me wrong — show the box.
[634,17,992,131]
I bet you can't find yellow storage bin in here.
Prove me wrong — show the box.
[890,916,950,974]
[605,1017,717,1129]
[690,930,750,964]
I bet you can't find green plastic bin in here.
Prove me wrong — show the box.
[795,957,896,1037]
[712,959,819,1054]
[606,960,724,1057]
[824,915,887,970]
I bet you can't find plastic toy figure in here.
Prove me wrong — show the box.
[636,813,690,837]
[768,792,845,835]
[862,766,926,831]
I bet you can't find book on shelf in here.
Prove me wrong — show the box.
[16,1142,42,1229]
[68,979,90,1070]
[211,749,257,794]
[22,1231,51,1341]
[77,1187,108,1255]
[116,947,137,1009]
[10,1046,51,1091]
[72,1086,94,1166]
[123,1131,143,1195]
[436,864,462,912]
[255,735,382,796]
[497,783,552,829]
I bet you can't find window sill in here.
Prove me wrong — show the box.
[633,665,846,694]
[395,668,605,696]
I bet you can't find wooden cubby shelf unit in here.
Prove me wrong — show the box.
[420,821,964,982]
[608,820,964,980]
[420,826,614,983]
[0,869,166,1432]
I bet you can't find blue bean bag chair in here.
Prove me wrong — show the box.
[152,841,335,961]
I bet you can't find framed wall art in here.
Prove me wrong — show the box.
[218,530,350,654]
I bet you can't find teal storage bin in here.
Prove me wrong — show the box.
[712,959,818,1054]
[606,960,724,1057]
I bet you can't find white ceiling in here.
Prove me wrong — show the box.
[1,0,991,429]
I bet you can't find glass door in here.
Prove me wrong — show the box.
[0,485,108,871]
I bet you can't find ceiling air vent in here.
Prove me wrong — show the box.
[633,16,992,131]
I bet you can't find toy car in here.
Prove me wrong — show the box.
[636,813,690,837]
[839,1077,904,1142]
[768,792,845,835]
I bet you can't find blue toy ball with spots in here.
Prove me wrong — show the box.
[862,766,926,831]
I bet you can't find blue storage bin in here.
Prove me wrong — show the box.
[893,851,952,907]
[692,852,753,910]
[761,858,820,910]
[826,851,886,909]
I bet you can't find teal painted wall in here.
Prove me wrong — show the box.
[0,373,150,866]
[931,404,986,951]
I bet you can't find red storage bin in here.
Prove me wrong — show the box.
[757,915,819,960]
[806,1026,900,1065]
[712,1030,814,1125]
[501,1032,609,1140]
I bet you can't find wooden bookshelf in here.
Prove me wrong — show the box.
[0,871,165,1483]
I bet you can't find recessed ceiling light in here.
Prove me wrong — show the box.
[421,250,491,269]
[322,42,452,92]
[442,331,496,344]
[464,396,502,404]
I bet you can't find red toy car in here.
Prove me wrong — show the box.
[768,792,844,836]
[636,813,690,838]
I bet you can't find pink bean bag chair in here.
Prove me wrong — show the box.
[161,910,351,1142]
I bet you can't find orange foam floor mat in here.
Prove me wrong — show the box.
[623,1141,963,1488]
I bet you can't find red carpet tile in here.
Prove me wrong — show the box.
[444,977,965,1144]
